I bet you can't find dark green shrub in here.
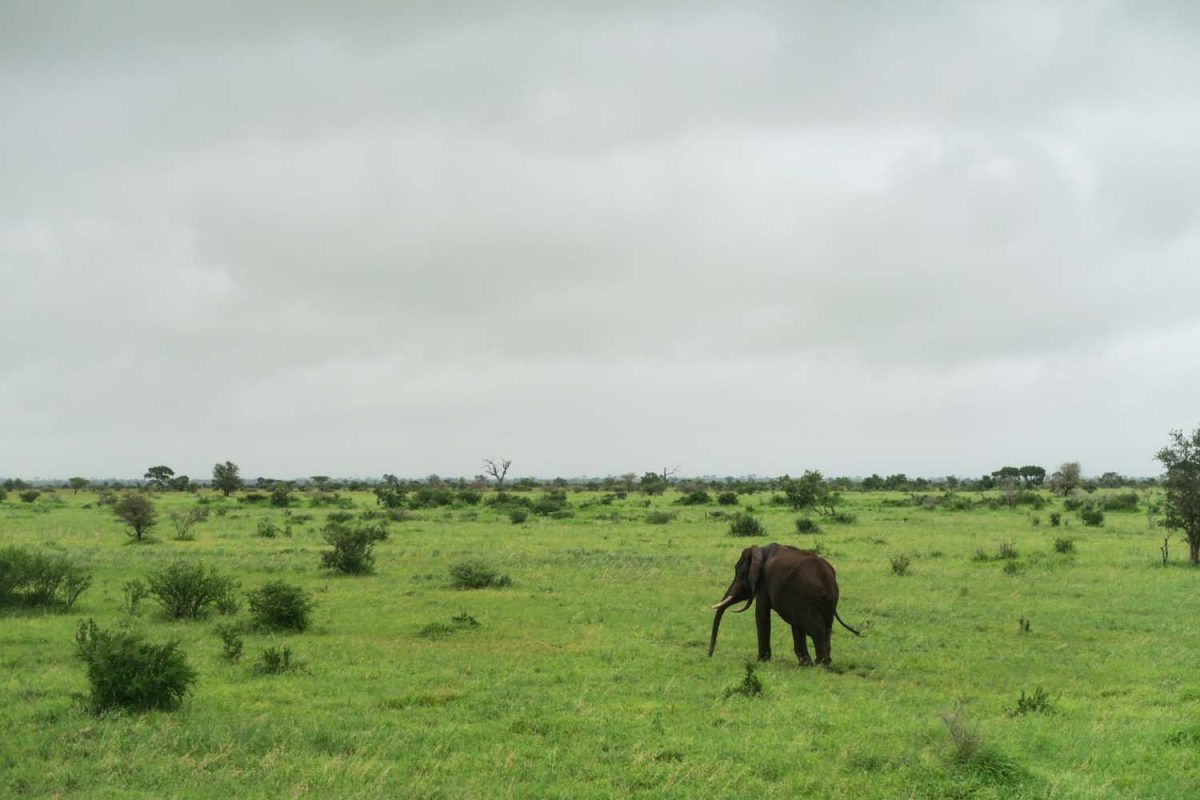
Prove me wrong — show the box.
[1080,507,1104,527]
[123,578,148,614]
[677,490,711,506]
[320,520,377,574]
[19,490,41,503]
[113,492,157,541]
[456,489,482,506]
[247,581,314,632]
[830,512,857,525]
[794,517,821,534]
[239,492,267,505]
[74,619,197,712]
[0,546,92,610]
[269,485,293,508]
[1018,617,1031,634]
[1002,560,1023,576]
[1053,537,1075,554]
[509,510,528,524]
[729,513,765,537]
[1007,686,1053,716]
[1049,512,1062,527]
[419,612,480,638]
[449,558,512,589]
[254,645,296,674]
[890,554,911,576]
[255,518,281,538]
[645,510,675,525]
[717,491,738,506]
[214,622,243,662]
[1100,491,1138,511]
[724,662,763,698]
[997,542,1019,560]
[147,561,239,619]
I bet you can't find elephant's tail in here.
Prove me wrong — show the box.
[834,610,863,637]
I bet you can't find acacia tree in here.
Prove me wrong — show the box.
[1156,428,1200,565]
[1049,462,1082,495]
[68,477,90,494]
[114,493,157,541]
[144,465,175,491]
[482,458,512,490]
[212,461,243,497]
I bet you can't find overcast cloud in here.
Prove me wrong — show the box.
[2,1,1199,480]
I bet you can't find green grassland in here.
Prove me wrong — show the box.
[2,488,1198,798]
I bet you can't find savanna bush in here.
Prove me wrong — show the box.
[794,517,821,534]
[1007,686,1053,716]
[0,546,92,610]
[729,513,765,537]
[214,622,243,662]
[19,490,41,503]
[677,490,711,506]
[645,510,675,525]
[1049,512,1062,527]
[1080,507,1105,527]
[247,581,314,632]
[724,662,763,698]
[509,510,528,524]
[320,517,386,574]
[147,561,239,619]
[75,619,197,712]
[890,554,912,576]
[254,645,297,674]
[1100,491,1138,511]
[449,558,512,589]
[830,512,857,525]
[1053,537,1075,554]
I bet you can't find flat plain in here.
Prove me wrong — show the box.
[2,487,1198,799]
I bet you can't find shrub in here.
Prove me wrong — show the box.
[75,619,197,712]
[1080,507,1104,527]
[147,561,239,619]
[890,555,911,576]
[449,558,512,589]
[419,611,481,638]
[830,512,857,525]
[123,579,148,614]
[254,645,296,674]
[1053,537,1075,554]
[320,520,377,574]
[645,510,675,525]
[1100,491,1138,511]
[0,546,92,610]
[168,507,208,540]
[794,517,821,534]
[729,513,765,537]
[256,518,281,538]
[269,485,293,508]
[509,510,528,524]
[1007,686,1053,716]
[1018,617,1031,634]
[214,622,243,662]
[724,662,763,698]
[717,491,739,506]
[1002,560,1023,576]
[19,490,41,503]
[997,542,1019,560]
[113,493,158,541]
[1049,512,1062,527]
[677,490,711,506]
[247,581,314,632]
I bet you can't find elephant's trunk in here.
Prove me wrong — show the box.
[708,602,728,657]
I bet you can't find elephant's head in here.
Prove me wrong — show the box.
[708,545,766,656]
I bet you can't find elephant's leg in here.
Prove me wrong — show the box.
[814,628,832,666]
[755,600,772,662]
[791,624,813,667]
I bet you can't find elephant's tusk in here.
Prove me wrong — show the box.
[710,595,733,610]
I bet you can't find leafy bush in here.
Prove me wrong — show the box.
[794,517,821,534]
[256,518,281,538]
[1018,617,1031,634]
[997,542,1019,560]
[717,491,739,506]
[419,611,481,638]
[724,662,763,698]
[247,581,314,632]
[645,510,675,525]
[113,493,157,541]
[269,485,293,508]
[1100,491,1138,511]
[1053,537,1075,554]
[830,512,857,525]
[1080,507,1104,527]
[890,555,911,576]
[1007,686,1053,716]
[509,510,528,524]
[147,561,239,619]
[677,490,711,506]
[320,520,378,574]
[254,645,297,674]
[1049,512,1062,527]
[123,579,148,614]
[19,490,41,503]
[729,513,765,537]
[449,558,512,589]
[75,619,197,712]
[0,546,92,610]
[1002,560,1023,576]
[214,622,243,662]
[168,507,208,540]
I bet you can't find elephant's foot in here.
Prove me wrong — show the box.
[757,651,772,662]
[796,656,814,668]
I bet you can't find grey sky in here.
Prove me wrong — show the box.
[2,1,1198,480]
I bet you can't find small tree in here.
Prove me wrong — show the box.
[168,507,208,540]
[1049,462,1082,496]
[779,470,841,516]
[1156,428,1200,565]
[68,477,90,494]
[482,458,512,490]
[113,493,157,541]
[212,461,243,497]
[144,465,175,491]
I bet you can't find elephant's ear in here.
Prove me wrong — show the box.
[748,546,765,596]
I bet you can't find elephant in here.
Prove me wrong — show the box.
[708,542,861,666]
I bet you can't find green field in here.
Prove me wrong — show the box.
[2,488,1198,798]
